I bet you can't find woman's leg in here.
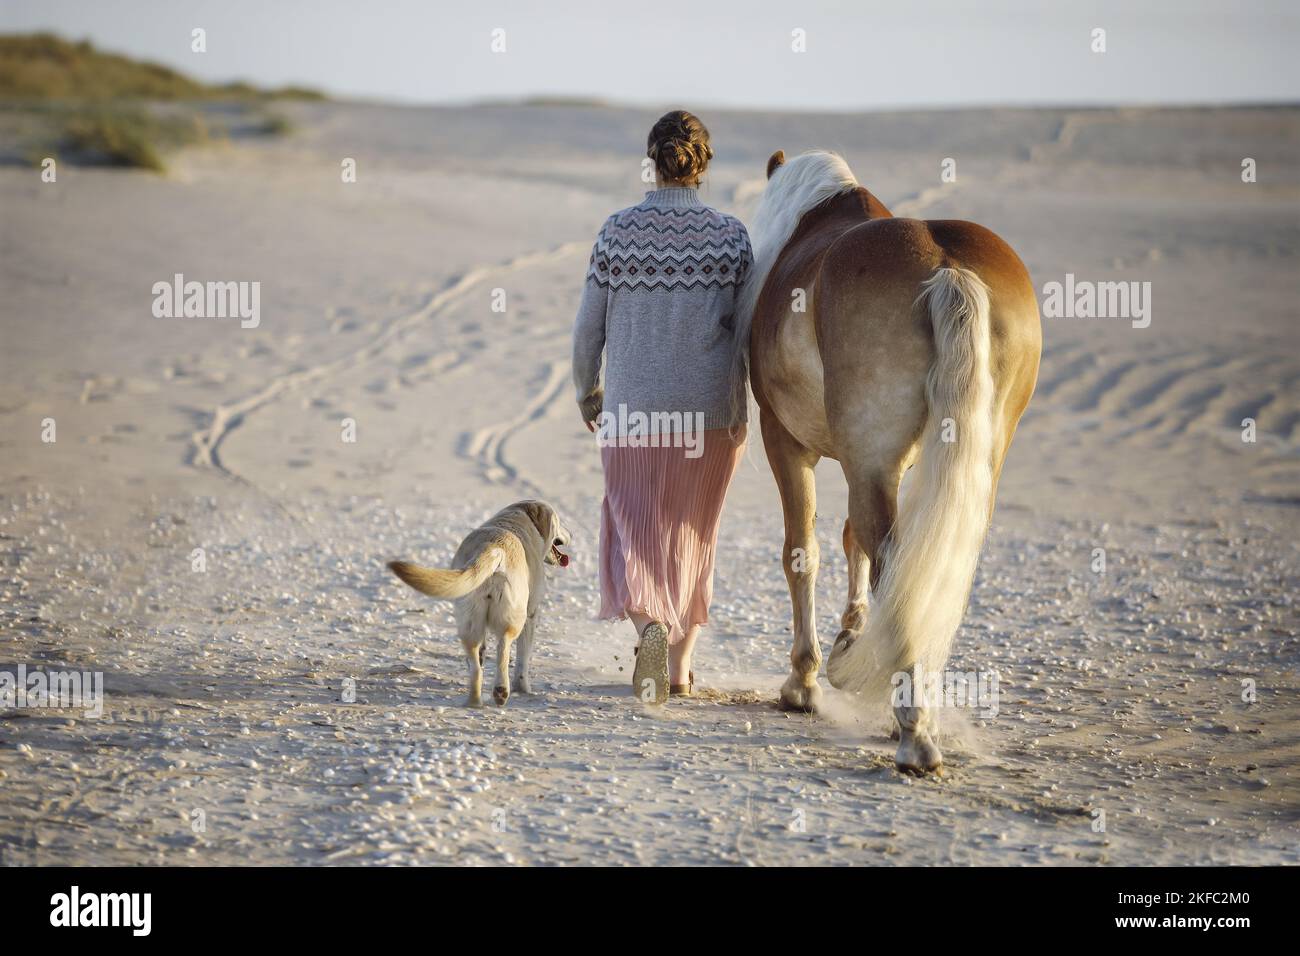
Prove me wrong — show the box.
[670,625,701,685]
[630,611,669,704]
[662,429,743,689]
[629,611,651,643]
[632,612,694,685]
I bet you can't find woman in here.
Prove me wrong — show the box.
[572,110,752,703]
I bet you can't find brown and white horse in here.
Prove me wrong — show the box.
[734,150,1041,773]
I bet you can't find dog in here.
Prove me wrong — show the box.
[388,500,570,707]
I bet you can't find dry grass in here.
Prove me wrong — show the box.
[0,33,324,102]
[61,108,212,170]
[0,33,321,171]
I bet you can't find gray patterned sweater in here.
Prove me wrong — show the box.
[571,187,753,434]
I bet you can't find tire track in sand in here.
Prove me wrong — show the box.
[189,240,587,479]
[459,358,571,492]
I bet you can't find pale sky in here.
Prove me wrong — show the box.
[4,0,1298,110]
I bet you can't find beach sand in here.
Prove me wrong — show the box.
[1,102,1297,864]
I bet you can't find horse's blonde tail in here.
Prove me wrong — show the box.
[827,266,995,700]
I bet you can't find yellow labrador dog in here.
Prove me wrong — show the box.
[388,500,570,707]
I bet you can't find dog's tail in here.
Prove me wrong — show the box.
[387,548,505,600]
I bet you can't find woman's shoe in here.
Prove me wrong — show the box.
[632,622,670,704]
[669,671,694,697]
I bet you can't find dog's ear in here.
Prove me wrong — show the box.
[518,500,554,541]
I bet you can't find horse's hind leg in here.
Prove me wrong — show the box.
[840,468,942,771]
[835,519,870,657]
[833,407,941,771]
[761,411,823,713]
[893,677,942,773]
[830,468,901,666]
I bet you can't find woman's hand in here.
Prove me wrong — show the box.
[579,389,604,433]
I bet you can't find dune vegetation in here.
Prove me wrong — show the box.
[0,33,322,171]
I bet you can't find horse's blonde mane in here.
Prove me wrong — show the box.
[730,151,858,427]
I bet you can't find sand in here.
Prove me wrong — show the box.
[1,102,1297,865]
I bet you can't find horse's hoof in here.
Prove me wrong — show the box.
[825,631,857,689]
[895,732,943,775]
[832,628,858,655]
[778,678,823,714]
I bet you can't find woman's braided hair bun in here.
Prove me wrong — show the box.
[647,110,713,187]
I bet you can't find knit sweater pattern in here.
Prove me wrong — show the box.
[571,187,753,434]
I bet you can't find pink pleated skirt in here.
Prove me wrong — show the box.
[599,426,746,643]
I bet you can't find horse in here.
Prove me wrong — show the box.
[733,150,1041,773]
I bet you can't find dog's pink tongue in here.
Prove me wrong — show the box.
[559,552,570,568]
